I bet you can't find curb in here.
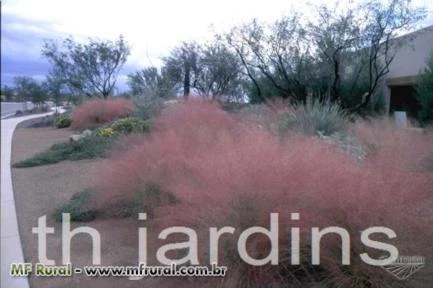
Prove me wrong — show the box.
[1,110,61,288]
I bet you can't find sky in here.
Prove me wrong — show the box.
[1,0,433,92]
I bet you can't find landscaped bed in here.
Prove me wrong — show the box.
[11,125,177,288]
[11,99,433,288]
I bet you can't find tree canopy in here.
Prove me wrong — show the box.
[13,76,47,105]
[225,0,425,110]
[42,35,130,99]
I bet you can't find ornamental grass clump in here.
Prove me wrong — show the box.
[94,99,433,288]
[71,98,134,130]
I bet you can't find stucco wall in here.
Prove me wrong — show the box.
[386,25,433,81]
[381,25,433,113]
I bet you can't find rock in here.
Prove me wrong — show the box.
[69,129,93,142]
[69,134,84,142]
[82,129,92,137]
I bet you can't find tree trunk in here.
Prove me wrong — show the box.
[331,58,340,102]
[184,62,190,98]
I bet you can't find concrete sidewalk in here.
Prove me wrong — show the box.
[1,111,59,288]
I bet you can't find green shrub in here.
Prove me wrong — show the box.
[54,115,72,128]
[94,127,115,137]
[54,189,96,222]
[103,183,176,218]
[279,100,348,136]
[415,52,433,126]
[13,135,117,168]
[111,117,151,134]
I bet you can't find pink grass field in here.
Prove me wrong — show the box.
[94,100,433,287]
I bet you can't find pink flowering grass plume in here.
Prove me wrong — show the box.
[71,98,134,130]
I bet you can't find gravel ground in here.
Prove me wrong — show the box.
[11,126,170,288]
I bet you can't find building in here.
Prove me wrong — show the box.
[383,25,433,117]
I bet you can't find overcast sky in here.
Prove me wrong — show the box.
[1,0,432,91]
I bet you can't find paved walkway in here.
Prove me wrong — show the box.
[1,111,58,288]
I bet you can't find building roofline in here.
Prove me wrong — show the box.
[393,24,433,41]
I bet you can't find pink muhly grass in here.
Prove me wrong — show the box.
[93,100,433,287]
[353,117,433,171]
[71,98,134,130]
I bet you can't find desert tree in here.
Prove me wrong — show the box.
[193,41,244,101]
[226,0,425,111]
[353,0,426,110]
[41,72,69,107]
[162,41,201,98]
[227,16,312,104]
[128,65,194,99]
[127,66,174,119]
[13,76,33,105]
[308,3,363,104]
[13,76,47,107]
[128,67,168,97]
[159,40,244,101]
[226,25,265,103]
[1,85,15,101]
[308,0,425,110]
[42,35,130,99]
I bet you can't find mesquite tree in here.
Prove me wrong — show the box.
[226,0,425,111]
[42,35,130,99]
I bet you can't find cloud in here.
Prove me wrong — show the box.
[1,0,432,90]
[1,14,58,85]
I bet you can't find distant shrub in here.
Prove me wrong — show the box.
[13,135,117,168]
[54,189,97,222]
[279,100,348,136]
[111,117,152,134]
[71,98,134,130]
[133,93,164,120]
[54,114,72,128]
[93,101,433,288]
